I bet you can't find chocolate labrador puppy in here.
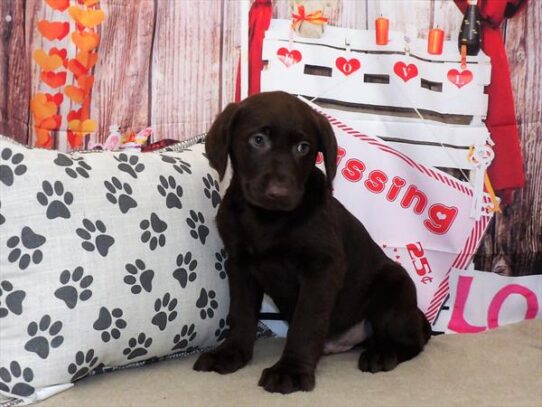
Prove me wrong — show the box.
[193,91,431,394]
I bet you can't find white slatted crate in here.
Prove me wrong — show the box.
[260,19,494,176]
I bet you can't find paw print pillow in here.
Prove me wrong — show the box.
[0,136,231,405]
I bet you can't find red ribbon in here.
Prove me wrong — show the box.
[454,0,526,203]
[291,5,328,29]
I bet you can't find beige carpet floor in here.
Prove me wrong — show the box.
[39,319,542,407]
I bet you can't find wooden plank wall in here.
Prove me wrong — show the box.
[0,0,539,275]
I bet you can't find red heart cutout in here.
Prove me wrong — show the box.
[394,62,418,82]
[276,47,302,67]
[336,57,361,76]
[447,69,473,88]
[46,92,64,106]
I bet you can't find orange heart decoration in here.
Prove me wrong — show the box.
[46,92,64,106]
[39,115,62,131]
[76,51,98,69]
[68,6,105,28]
[37,21,70,41]
[33,49,63,71]
[83,0,101,6]
[45,0,70,12]
[64,85,86,104]
[35,128,54,149]
[40,71,67,88]
[31,94,57,120]
[67,131,84,149]
[49,47,67,61]
[72,31,100,52]
[68,109,83,122]
[68,119,97,134]
[77,74,94,93]
[67,59,88,77]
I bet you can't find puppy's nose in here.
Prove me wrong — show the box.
[265,181,290,200]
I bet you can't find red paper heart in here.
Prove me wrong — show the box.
[336,57,361,76]
[447,69,473,88]
[46,92,64,106]
[394,62,418,82]
[276,47,302,67]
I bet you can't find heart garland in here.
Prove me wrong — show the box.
[336,57,361,76]
[447,69,473,88]
[393,62,418,82]
[277,47,302,67]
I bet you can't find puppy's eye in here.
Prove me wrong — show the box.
[294,142,311,155]
[249,134,269,149]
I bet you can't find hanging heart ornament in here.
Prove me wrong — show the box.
[277,47,302,67]
[336,57,361,76]
[447,69,473,88]
[393,62,418,82]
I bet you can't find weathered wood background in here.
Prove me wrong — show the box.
[0,0,540,275]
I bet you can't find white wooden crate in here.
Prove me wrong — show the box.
[260,19,494,175]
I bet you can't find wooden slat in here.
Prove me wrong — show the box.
[90,0,155,145]
[151,0,222,140]
[221,0,240,108]
[0,0,31,144]
[489,0,541,275]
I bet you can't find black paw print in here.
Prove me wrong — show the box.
[186,210,210,244]
[196,288,218,320]
[0,280,25,318]
[124,259,154,294]
[0,147,27,186]
[157,175,183,209]
[172,324,197,352]
[76,218,115,257]
[93,307,127,342]
[0,361,35,397]
[7,226,46,270]
[0,199,5,225]
[203,174,221,208]
[172,252,197,288]
[152,293,178,331]
[68,349,99,382]
[123,333,153,360]
[36,180,73,220]
[54,267,93,309]
[161,155,192,175]
[214,249,228,280]
[105,177,138,214]
[115,153,145,178]
[54,153,92,178]
[24,315,64,359]
[215,318,230,342]
[140,212,167,250]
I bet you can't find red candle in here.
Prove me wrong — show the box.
[428,28,444,55]
[375,16,389,46]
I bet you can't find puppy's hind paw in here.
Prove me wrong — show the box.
[358,346,398,373]
[193,345,250,374]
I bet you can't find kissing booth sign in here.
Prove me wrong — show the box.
[308,99,494,322]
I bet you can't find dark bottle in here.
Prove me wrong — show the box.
[458,0,482,56]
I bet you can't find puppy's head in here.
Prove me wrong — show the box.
[205,91,337,211]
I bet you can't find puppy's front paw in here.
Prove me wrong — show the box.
[193,344,251,374]
[258,361,315,394]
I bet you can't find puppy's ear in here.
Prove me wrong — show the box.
[314,111,338,190]
[205,103,240,180]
